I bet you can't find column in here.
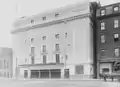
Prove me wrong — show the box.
[28,69,31,79]
[49,69,51,78]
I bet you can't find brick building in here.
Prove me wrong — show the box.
[96,2,120,78]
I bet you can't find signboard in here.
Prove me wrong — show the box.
[113,61,120,71]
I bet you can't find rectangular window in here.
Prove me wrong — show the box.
[42,17,46,20]
[101,22,105,30]
[65,32,67,38]
[43,45,46,52]
[101,9,105,16]
[31,38,34,43]
[56,54,60,64]
[31,56,34,64]
[100,49,105,57]
[4,60,5,68]
[55,44,60,51]
[114,48,120,57]
[102,68,109,73]
[113,6,119,12]
[55,34,60,39]
[101,35,105,43]
[114,33,119,42]
[25,58,27,64]
[43,55,46,64]
[31,47,35,56]
[114,20,119,28]
[42,36,46,40]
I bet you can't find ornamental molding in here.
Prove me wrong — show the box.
[11,13,90,34]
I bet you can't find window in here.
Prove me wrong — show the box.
[101,22,105,30]
[6,61,8,68]
[42,36,46,40]
[42,17,46,20]
[114,33,119,42]
[114,48,120,57]
[43,55,46,64]
[56,54,60,64]
[101,35,105,43]
[4,60,5,68]
[102,68,109,73]
[31,38,34,43]
[25,58,27,64]
[43,45,46,52]
[55,34,60,39]
[113,6,119,12]
[31,20,34,23]
[31,47,35,55]
[101,9,105,16]
[114,20,119,28]
[100,49,105,57]
[55,44,60,51]
[65,32,67,38]
[55,13,59,17]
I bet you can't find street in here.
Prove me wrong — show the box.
[0,78,119,87]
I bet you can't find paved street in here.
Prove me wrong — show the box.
[0,78,119,87]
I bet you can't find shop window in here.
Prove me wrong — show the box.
[102,68,109,73]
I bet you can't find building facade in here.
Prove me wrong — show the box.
[11,1,99,79]
[96,2,120,78]
[0,47,13,78]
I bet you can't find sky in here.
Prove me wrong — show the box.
[0,0,119,48]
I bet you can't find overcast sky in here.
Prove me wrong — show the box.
[0,0,119,48]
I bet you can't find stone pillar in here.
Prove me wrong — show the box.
[28,69,31,79]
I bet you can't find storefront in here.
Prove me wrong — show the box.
[18,63,64,79]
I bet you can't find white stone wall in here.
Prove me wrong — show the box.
[12,1,93,78]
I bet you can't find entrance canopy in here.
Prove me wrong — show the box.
[18,63,64,70]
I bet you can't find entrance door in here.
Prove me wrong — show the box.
[31,70,39,78]
[51,69,61,78]
[40,70,49,78]
[24,70,28,78]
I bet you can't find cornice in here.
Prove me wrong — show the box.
[11,13,90,34]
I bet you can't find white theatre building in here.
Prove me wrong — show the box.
[11,1,98,79]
